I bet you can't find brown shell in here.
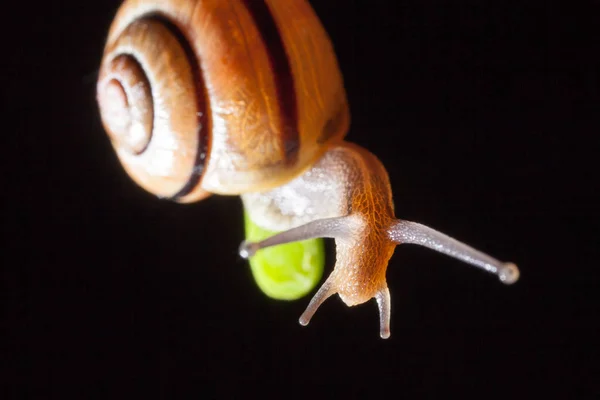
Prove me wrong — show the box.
[97,0,350,201]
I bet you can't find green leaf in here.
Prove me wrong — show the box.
[243,210,324,300]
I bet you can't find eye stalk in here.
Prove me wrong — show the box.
[242,208,325,301]
[387,220,520,285]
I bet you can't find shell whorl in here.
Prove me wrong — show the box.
[97,10,209,201]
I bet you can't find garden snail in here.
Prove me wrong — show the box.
[97,0,520,339]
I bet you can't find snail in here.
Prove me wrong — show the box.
[97,0,520,339]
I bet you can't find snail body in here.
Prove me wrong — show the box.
[97,0,519,339]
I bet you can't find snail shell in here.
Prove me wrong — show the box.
[97,0,350,201]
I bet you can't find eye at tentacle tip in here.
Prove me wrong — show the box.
[298,314,311,327]
[238,240,258,259]
[498,262,520,285]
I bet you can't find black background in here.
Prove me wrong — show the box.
[3,0,599,398]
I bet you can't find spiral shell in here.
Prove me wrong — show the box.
[97,0,350,201]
